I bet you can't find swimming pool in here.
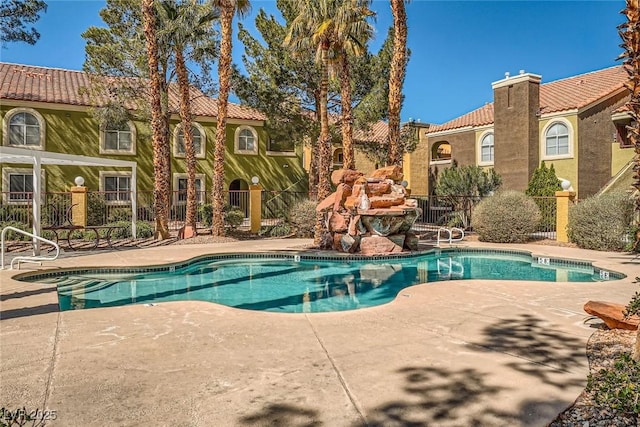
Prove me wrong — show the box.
[18,248,624,313]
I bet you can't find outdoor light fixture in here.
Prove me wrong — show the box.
[561,180,571,191]
[74,176,85,186]
[251,176,259,185]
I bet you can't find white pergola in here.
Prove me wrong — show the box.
[0,146,137,254]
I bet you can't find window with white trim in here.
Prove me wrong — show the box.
[234,126,258,154]
[100,172,131,203]
[3,108,46,149]
[174,124,205,158]
[545,122,570,156]
[173,173,205,204]
[332,148,344,170]
[2,167,44,204]
[480,132,494,164]
[100,121,136,155]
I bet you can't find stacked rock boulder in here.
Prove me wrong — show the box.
[316,165,422,256]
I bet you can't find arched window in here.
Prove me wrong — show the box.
[332,148,344,170]
[3,108,45,149]
[431,141,451,162]
[234,126,258,154]
[545,122,570,157]
[100,121,136,154]
[173,123,206,158]
[479,132,494,164]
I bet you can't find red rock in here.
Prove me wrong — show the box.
[360,236,403,256]
[348,215,361,236]
[387,234,406,248]
[316,192,336,212]
[332,233,345,251]
[584,301,640,330]
[370,165,403,181]
[344,196,359,210]
[369,195,405,209]
[333,183,351,211]
[328,211,349,232]
[331,169,363,186]
[340,234,360,253]
[366,182,392,196]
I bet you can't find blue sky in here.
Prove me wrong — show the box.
[0,0,624,124]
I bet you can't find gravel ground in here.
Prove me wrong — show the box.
[549,328,639,427]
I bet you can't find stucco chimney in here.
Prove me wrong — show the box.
[491,72,541,191]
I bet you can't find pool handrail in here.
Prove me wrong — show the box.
[436,227,465,247]
[1,226,60,270]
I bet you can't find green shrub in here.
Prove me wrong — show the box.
[224,206,245,229]
[525,162,561,231]
[0,221,31,241]
[567,191,634,251]
[268,222,292,237]
[198,204,212,228]
[87,193,106,226]
[471,190,541,243]
[587,352,640,415]
[287,199,316,237]
[107,207,132,222]
[103,221,154,239]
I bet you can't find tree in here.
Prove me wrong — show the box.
[619,0,640,361]
[285,0,378,244]
[0,0,47,45]
[142,0,172,239]
[387,0,409,166]
[434,163,502,229]
[355,121,418,167]
[334,0,374,170]
[160,0,217,238]
[525,161,562,233]
[211,0,251,237]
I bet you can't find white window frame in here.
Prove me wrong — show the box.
[2,107,46,150]
[99,171,132,205]
[477,130,494,166]
[173,122,206,159]
[99,121,137,155]
[172,173,206,205]
[2,167,45,205]
[332,148,344,170]
[234,125,259,155]
[541,118,574,160]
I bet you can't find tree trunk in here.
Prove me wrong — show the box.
[212,2,234,237]
[175,48,197,235]
[340,54,355,170]
[142,0,170,240]
[388,0,407,167]
[314,44,331,246]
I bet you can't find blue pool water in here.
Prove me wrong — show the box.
[19,250,624,313]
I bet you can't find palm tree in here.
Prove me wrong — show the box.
[619,0,640,361]
[160,0,217,238]
[285,0,373,244]
[336,0,374,170]
[387,0,408,166]
[142,0,171,239]
[211,0,251,237]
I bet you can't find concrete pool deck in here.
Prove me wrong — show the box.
[1,239,638,426]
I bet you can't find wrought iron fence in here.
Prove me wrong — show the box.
[261,191,315,226]
[531,196,557,239]
[410,195,483,230]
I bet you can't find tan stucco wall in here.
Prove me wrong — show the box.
[538,114,579,195]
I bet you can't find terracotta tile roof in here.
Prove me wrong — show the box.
[0,62,266,121]
[428,66,628,134]
[354,120,389,144]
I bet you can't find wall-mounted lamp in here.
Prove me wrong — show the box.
[282,164,289,168]
[74,176,85,187]
[560,179,571,191]
[251,176,260,185]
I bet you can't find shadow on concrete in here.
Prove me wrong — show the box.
[358,365,515,426]
[238,403,322,427]
[471,313,586,389]
[0,286,55,301]
[0,303,59,320]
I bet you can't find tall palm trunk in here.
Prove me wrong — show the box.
[388,0,407,167]
[175,48,198,234]
[314,43,331,245]
[620,0,640,361]
[340,54,355,170]
[212,2,234,237]
[143,0,170,239]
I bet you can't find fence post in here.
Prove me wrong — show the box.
[71,183,88,227]
[555,189,575,243]
[250,183,262,233]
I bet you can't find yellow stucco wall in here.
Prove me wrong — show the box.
[539,114,579,194]
[611,143,635,177]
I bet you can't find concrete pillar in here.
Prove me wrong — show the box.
[249,184,262,233]
[71,185,88,227]
[555,190,576,243]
